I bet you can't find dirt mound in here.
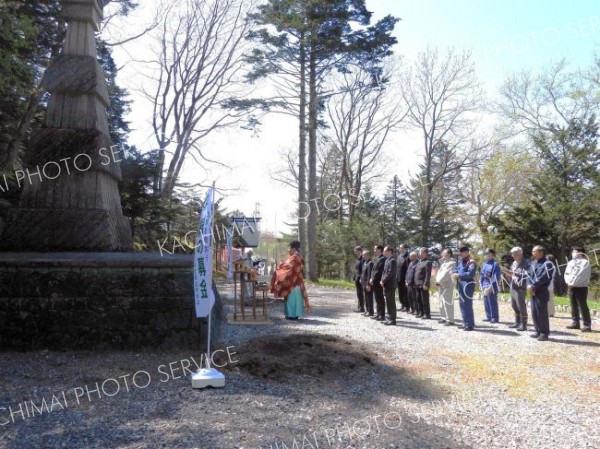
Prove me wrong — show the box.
[229,334,377,381]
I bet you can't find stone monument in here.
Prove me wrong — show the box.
[1,0,132,251]
[0,1,221,351]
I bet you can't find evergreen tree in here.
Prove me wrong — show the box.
[0,0,137,184]
[0,0,63,170]
[245,0,399,280]
[97,39,131,148]
[492,116,600,262]
[380,175,410,246]
[405,142,467,248]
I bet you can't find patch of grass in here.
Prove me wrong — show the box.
[498,293,599,309]
[314,278,355,289]
[439,349,600,403]
[449,353,539,400]
[553,295,600,309]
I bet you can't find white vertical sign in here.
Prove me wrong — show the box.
[193,186,215,318]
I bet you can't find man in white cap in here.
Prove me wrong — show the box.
[507,247,530,331]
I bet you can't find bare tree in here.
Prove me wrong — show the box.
[326,63,407,221]
[459,145,539,247]
[144,0,256,197]
[270,146,300,190]
[401,47,489,246]
[590,54,600,90]
[101,0,164,47]
[496,59,599,138]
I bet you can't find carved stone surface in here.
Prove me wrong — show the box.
[0,0,132,251]
[3,209,132,250]
[62,0,103,30]
[43,55,110,106]
[25,128,120,180]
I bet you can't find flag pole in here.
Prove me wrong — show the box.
[206,180,216,369]
[192,181,225,388]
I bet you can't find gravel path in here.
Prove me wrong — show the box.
[1,284,598,449]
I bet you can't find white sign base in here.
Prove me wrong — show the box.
[191,368,226,389]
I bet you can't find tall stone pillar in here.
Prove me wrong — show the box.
[1,0,133,251]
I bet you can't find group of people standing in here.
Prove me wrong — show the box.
[355,244,435,327]
[353,244,594,341]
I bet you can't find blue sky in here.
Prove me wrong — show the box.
[110,1,600,236]
[377,0,599,87]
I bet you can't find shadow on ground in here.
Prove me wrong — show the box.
[223,332,443,402]
[0,343,474,449]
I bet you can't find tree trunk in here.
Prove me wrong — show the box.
[477,216,490,248]
[420,182,433,247]
[154,149,165,194]
[307,46,318,281]
[298,36,308,258]
[5,89,44,169]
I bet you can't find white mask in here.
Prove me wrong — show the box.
[572,251,578,259]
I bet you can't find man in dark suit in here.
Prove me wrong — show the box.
[396,244,410,312]
[369,245,386,321]
[381,246,398,325]
[414,247,433,319]
[405,251,419,315]
[360,250,374,317]
[353,246,364,312]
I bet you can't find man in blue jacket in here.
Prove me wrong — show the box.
[454,246,477,331]
[480,248,501,323]
[527,245,555,341]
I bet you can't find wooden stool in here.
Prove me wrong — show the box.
[253,285,270,320]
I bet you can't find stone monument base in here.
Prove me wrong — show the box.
[0,252,221,350]
[1,209,132,251]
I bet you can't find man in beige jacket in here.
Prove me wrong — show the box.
[436,248,457,325]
